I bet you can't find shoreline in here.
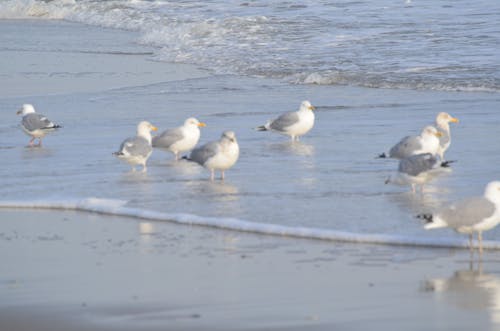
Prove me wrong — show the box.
[1,199,499,251]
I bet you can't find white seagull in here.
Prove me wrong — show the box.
[186,131,239,180]
[435,112,459,161]
[256,100,315,141]
[418,181,500,254]
[152,117,206,160]
[113,121,158,172]
[379,125,442,159]
[16,104,61,147]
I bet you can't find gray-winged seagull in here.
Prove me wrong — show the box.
[17,104,61,147]
[114,121,158,172]
[152,117,206,160]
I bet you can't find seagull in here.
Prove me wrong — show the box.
[16,104,61,147]
[255,100,315,141]
[435,112,459,161]
[152,117,206,160]
[418,181,500,254]
[185,131,239,180]
[113,121,158,172]
[379,126,442,159]
[385,153,453,192]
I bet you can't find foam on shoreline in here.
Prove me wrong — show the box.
[2,198,499,250]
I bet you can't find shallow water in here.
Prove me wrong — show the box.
[0,19,499,246]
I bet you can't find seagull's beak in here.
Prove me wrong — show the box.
[434,131,443,137]
[16,109,22,115]
[309,105,316,111]
[151,126,158,131]
[198,122,206,127]
[450,117,459,123]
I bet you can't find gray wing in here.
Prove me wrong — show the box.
[120,136,152,157]
[398,153,437,176]
[389,135,422,159]
[270,112,300,131]
[22,113,57,131]
[189,141,220,165]
[152,128,184,148]
[438,197,496,227]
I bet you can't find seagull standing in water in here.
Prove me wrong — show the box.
[114,121,158,172]
[385,153,453,193]
[418,181,500,254]
[186,131,239,180]
[16,104,61,147]
[435,112,459,161]
[255,100,315,141]
[152,117,206,160]
[379,125,442,159]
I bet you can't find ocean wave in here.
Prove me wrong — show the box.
[0,0,71,19]
[0,0,498,93]
[1,198,500,250]
[298,71,500,93]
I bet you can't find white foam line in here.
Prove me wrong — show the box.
[2,198,500,250]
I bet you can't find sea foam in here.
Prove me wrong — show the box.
[1,198,500,250]
[0,0,497,92]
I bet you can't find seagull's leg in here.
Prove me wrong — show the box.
[37,138,42,147]
[419,184,425,196]
[221,170,225,181]
[468,233,473,252]
[141,163,147,173]
[210,169,215,181]
[411,184,416,193]
[478,231,483,256]
[28,137,35,147]
[174,152,179,161]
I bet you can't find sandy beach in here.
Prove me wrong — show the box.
[1,13,500,331]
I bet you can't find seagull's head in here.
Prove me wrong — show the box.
[436,112,459,127]
[137,121,158,137]
[185,117,206,128]
[16,104,36,115]
[300,100,315,112]
[422,126,442,138]
[221,131,237,143]
[485,181,500,205]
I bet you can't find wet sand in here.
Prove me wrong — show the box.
[2,209,500,331]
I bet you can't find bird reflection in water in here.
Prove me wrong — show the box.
[423,261,500,324]
[267,140,315,157]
